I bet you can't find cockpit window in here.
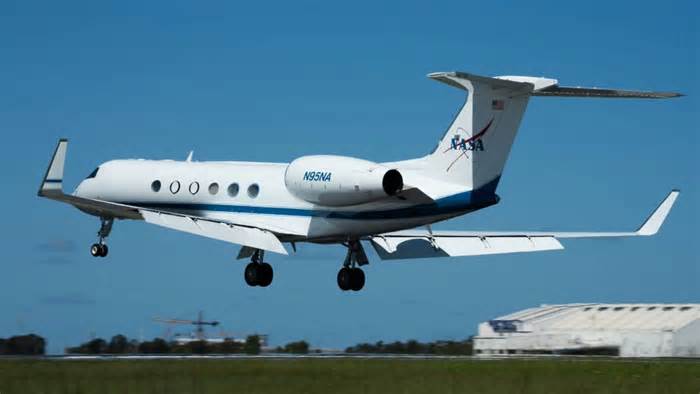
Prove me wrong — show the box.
[86,167,99,179]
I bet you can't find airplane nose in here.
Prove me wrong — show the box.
[74,180,86,197]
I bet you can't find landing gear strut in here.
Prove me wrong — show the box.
[90,217,112,258]
[337,240,367,291]
[244,249,273,287]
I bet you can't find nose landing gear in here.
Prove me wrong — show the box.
[244,249,273,287]
[90,243,108,257]
[90,217,113,258]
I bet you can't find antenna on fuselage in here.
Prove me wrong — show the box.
[186,151,194,162]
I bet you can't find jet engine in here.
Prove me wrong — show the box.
[284,155,403,206]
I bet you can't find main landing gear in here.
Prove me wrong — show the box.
[337,240,368,292]
[244,249,273,287]
[90,217,113,258]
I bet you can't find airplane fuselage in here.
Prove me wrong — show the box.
[74,159,494,242]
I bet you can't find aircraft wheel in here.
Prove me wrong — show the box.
[90,243,102,257]
[244,262,259,287]
[350,268,365,291]
[258,263,273,287]
[337,267,352,291]
[99,244,108,257]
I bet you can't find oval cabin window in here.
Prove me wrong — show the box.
[209,182,219,195]
[228,183,239,197]
[248,183,260,198]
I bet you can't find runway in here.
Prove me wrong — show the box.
[22,353,697,363]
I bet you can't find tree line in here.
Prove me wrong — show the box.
[66,334,311,355]
[0,333,470,356]
[0,334,46,355]
[345,338,473,355]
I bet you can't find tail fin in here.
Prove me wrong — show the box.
[422,72,540,193]
[419,72,682,196]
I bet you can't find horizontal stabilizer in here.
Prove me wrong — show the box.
[532,85,682,99]
[428,71,534,92]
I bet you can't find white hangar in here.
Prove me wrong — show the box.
[474,303,700,357]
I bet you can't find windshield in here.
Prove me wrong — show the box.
[86,167,99,179]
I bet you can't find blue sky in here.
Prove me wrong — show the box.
[1,0,697,354]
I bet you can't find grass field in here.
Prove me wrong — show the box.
[0,357,698,394]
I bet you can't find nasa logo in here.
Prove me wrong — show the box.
[303,171,332,182]
[451,135,484,151]
[446,118,494,153]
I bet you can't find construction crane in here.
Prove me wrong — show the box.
[153,311,220,341]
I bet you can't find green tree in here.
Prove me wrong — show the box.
[86,338,107,354]
[138,338,170,354]
[282,340,309,354]
[4,334,46,355]
[244,335,261,355]
[107,335,129,354]
[219,339,244,354]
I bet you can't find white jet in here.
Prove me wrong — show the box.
[38,71,682,291]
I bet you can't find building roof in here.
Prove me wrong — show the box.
[494,303,700,332]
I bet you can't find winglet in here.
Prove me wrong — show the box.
[38,139,68,197]
[636,190,680,236]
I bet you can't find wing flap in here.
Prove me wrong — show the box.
[371,235,562,260]
[140,210,288,255]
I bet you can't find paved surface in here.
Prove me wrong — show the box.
[2,354,694,363]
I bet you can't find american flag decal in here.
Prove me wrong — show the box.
[492,99,505,110]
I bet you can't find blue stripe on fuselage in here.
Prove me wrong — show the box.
[124,177,501,220]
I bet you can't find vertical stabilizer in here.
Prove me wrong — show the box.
[422,72,540,194]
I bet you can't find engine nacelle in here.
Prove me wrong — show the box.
[284,155,403,206]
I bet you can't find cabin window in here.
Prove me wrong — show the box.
[86,167,99,179]
[227,183,239,197]
[151,180,161,192]
[189,182,200,195]
[248,183,260,198]
[170,181,181,194]
[208,183,219,195]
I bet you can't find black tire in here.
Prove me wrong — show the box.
[350,268,365,291]
[90,243,101,257]
[337,267,352,291]
[258,263,273,287]
[244,262,259,287]
[99,244,109,257]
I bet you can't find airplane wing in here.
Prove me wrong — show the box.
[370,190,679,260]
[38,139,289,255]
[139,210,288,254]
